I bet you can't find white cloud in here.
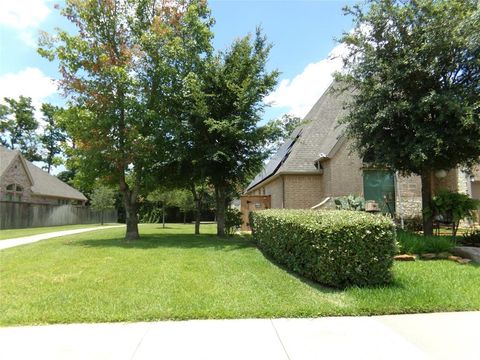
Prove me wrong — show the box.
[0,0,50,29]
[0,67,58,122]
[0,0,51,46]
[265,43,348,118]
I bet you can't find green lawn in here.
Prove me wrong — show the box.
[0,224,119,240]
[0,223,478,326]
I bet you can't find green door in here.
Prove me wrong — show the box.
[363,170,395,215]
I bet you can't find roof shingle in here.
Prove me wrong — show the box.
[247,81,351,190]
[0,146,87,201]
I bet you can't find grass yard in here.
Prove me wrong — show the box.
[0,223,479,326]
[0,223,119,240]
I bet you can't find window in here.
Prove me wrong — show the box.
[5,183,24,202]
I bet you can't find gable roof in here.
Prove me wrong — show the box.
[0,146,87,201]
[247,81,352,191]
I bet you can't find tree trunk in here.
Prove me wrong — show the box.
[215,184,227,237]
[421,169,433,236]
[162,205,166,229]
[191,185,202,235]
[183,212,186,225]
[120,177,140,241]
[452,221,459,240]
[101,210,104,226]
[123,192,139,240]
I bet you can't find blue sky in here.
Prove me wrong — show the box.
[0,0,355,124]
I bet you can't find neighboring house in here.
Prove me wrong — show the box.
[0,146,87,205]
[245,82,480,220]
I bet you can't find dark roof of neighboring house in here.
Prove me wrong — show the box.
[247,81,352,191]
[0,146,87,201]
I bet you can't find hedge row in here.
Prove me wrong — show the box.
[249,209,397,288]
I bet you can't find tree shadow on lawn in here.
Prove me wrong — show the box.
[73,233,255,252]
[73,233,406,294]
[256,247,407,294]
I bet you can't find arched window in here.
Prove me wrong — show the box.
[5,183,23,202]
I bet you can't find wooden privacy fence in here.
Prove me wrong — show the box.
[0,201,118,229]
[240,195,271,231]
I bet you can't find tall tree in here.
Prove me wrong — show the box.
[337,0,480,235]
[145,0,213,235]
[39,104,67,173]
[268,114,304,150]
[90,185,116,225]
[39,0,210,240]
[200,29,279,236]
[0,96,41,161]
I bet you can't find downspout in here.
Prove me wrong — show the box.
[281,175,285,209]
[395,171,404,229]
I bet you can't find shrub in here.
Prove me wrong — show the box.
[334,195,365,211]
[401,216,423,232]
[431,189,480,237]
[459,230,480,247]
[249,209,396,288]
[225,208,243,236]
[397,230,455,254]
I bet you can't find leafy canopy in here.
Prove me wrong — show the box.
[90,186,116,212]
[0,96,41,162]
[39,104,67,173]
[201,28,280,189]
[337,0,480,174]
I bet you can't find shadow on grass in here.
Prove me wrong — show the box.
[73,233,255,252]
[255,245,407,294]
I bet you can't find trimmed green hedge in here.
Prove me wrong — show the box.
[249,210,397,288]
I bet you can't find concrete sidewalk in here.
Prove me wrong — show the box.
[0,225,125,250]
[0,312,477,360]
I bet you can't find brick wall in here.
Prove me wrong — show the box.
[0,157,33,203]
[264,177,284,208]
[325,142,364,197]
[396,174,422,219]
[433,169,459,192]
[284,174,323,209]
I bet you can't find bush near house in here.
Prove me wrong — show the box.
[397,230,456,255]
[249,210,397,288]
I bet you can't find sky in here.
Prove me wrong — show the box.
[0,0,356,126]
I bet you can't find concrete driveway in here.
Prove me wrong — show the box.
[0,312,477,360]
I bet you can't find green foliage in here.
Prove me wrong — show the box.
[225,208,243,236]
[183,27,279,236]
[139,207,163,224]
[201,29,279,188]
[397,230,455,254]
[90,186,116,211]
[141,188,196,224]
[338,0,480,174]
[0,96,40,161]
[460,230,480,247]
[402,216,424,232]
[334,195,365,211]
[432,190,480,223]
[39,104,67,173]
[432,189,480,236]
[249,209,397,288]
[90,186,116,225]
[337,0,480,236]
[267,114,306,150]
[39,0,215,240]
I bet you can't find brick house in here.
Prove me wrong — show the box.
[245,82,480,220]
[0,146,87,205]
